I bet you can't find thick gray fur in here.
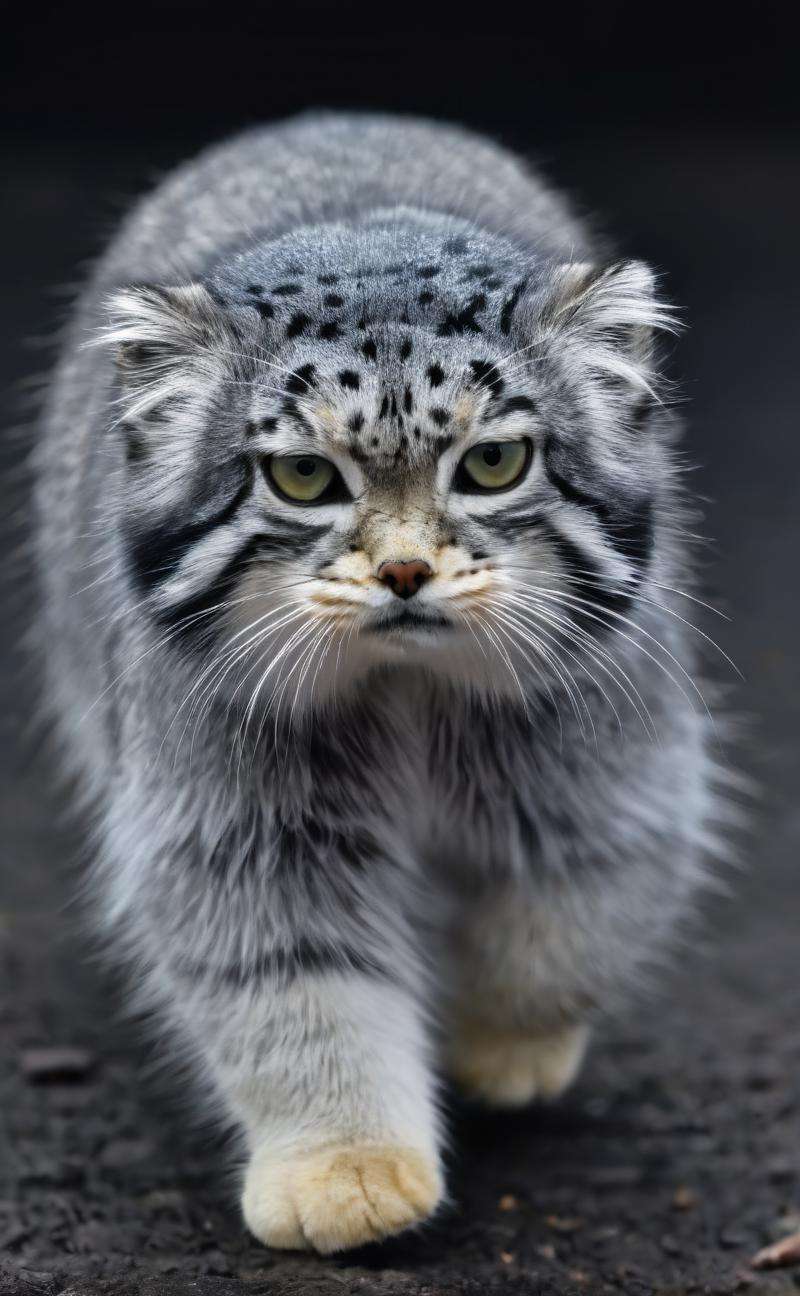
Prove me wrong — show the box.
[34,113,726,1252]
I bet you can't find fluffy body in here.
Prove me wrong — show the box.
[35,113,723,1252]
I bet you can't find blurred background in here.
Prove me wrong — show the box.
[1,4,798,1292]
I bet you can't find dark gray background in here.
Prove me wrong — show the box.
[1,8,798,1294]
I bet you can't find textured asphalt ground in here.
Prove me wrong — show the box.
[1,132,798,1295]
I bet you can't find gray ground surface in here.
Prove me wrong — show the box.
[1,132,798,1295]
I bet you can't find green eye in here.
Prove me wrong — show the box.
[458,440,530,492]
[268,454,337,503]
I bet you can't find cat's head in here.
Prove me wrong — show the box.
[102,219,677,717]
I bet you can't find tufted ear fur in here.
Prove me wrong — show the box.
[540,259,679,394]
[98,282,234,421]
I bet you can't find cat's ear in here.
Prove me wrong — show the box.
[541,259,679,390]
[103,283,222,370]
[98,282,234,418]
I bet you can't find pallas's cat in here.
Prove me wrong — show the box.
[35,114,723,1252]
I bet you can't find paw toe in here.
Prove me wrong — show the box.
[242,1159,308,1251]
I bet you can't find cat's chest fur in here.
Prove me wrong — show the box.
[273,673,537,877]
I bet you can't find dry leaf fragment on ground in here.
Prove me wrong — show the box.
[546,1214,584,1232]
[751,1230,800,1269]
[672,1185,698,1210]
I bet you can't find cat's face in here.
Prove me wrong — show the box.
[106,234,673,717]
[235,321,543,663]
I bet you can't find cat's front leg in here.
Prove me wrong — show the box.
[238,971,442,1252]
[178,950,442,1252]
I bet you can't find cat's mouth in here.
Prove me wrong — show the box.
[366,606,455,636]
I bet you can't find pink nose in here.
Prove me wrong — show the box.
[377,558,432,600]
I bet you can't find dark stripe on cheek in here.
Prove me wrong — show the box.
[542,437,653,571]
[479,507,543,539]
[538,520,635,623]
[608,502,653,569]
[156,533,264,634]
[128,456,254,592]
[157,522,331,636]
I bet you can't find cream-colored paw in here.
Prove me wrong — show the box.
[242,1141,443,1254]
[448,1019,589,1108]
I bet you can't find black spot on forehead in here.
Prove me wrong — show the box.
[403,386,414,414]
[465,263,493,280]
[286,312,309,338]
[500,279,527,335]
[418,265,441,278]
[272,282,302,296]
[246,283,263,295]
[260,416,278,432]
[399,336,413,360]
[438,293,486,337]
[470,358,504,395]
[318,320,342,341]
[339,369,360,390]
[256,301,274,321]
[285,363,317,394]
[362,337,377,361]
[348,411,365,433]
[418,290,434,306]
[324,292,344,308]
[427,363,445,388]
[430,407,450,427]
[317,273,339,285]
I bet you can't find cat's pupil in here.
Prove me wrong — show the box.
[482,445,503,467]
[296,458,317,477]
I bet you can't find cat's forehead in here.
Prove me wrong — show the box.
[248,319,538,474]
[210,218,534,342]
[267,326,513,469]
[212,221,539,463]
